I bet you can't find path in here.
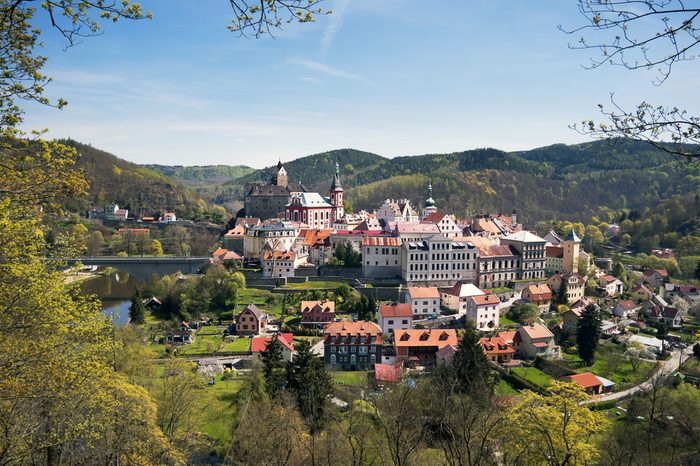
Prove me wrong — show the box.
[586,347,694,404]
[311,339,325,357]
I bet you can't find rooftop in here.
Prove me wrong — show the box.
[394,329,458,348]
[407,287,440,299]
[379,303,413,318]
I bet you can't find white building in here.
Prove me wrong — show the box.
[161,212,177,223]
[441,282,485,315]
[261,250,299,278]
[378,303,414,334]
[467,293,500,331]
[500,231,546,280]
[361,236,403,278]
[405,287,441,317]
[394,222,441,243]
[401,235,478,286]
[376,199,419,224]
[243,221,300,261]
[422,212,461,238]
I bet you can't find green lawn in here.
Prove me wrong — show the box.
[574,343,656,389]
[499,316,517,327]
[510,366,554,389]
[293,336,322,345]
[178,333,223,356]
[280,281,345,289]
[220,337,251,353]
[194,376,245,443]
[236,287,280,316]
[495,378,520,396]
[332,371,369,387]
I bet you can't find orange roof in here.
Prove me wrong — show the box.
[566,372,602,389]
[518,323,553,340]
[478,245,516,257]
[498,331,516,345]
[324,320,382,337]
[301,300,335,314]
[262,250,296,261]
[407,287,440,299]
[423,212,448,223]
[471,294,500,306]
[251,335,294,353]
[480,336,515,355]
[379,303,413,318]
[394,329,458,348]
[453,236,494,248]
[299,228,332,246]
[362,236,402,247]
[526,284,552,301]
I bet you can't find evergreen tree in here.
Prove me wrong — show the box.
[285,340,333,432]
[556,278,568,305]
[577,304,601,365]
[128,287,146,325]
[611,262,625,278]
[358,294,371,321]
[368,296,377,320]
[261,335,285,398]
[452,327,492,395]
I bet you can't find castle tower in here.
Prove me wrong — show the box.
[275,160,288,187]
[422,181,437,219]
[330,162,344,222]
[563,228,581,274]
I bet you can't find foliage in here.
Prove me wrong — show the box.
[577,304,602,365]
[261,335,285,398]
[500,381,610,466]
[285,340,333,433]
[450,327,493,395]
[333,242,362,267]
[506,302,540,325]
[128,287,146,325]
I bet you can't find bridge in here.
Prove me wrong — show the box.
[67,256,212,282]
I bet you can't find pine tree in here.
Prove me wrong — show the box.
[260,335,285,398]
[577,304,601,365]
[452,327,492,395]
[129,288,146,325]
[285,340,333,432]
[556,277,569,305]
[358,294,370,321]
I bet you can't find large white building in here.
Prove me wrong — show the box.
[422,212,462,237]
[243,221,300,261]
[401,235,478,286]
[362,236,403,278]
[500,231,546,280]
[376,199,419,224]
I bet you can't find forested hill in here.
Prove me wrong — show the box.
[228,140,698,229]
[59,139,210,219]
[146,164,255,183]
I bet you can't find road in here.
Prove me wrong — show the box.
[586,346,694,404]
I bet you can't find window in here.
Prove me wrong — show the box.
[330,354,336,364]
[351,346,357,353]
[350,354,357,365]
[359,346,368,354]
[330,346,336,353]
[370,354,376,363]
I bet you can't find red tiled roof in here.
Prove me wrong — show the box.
[498,331,516,345]
[423,212,448,223]
[644,268,668,277]
[478,245,517,257]
[262,250,296,261]
[526,284,552,301]
[519,324,554,340]
[362,236,402,246]
[479,336,515,355]
[379,303,413,318]
[471,294,500,306]
[546,246,564,258]
[374,363,403,382]
[324,320,383,342]
[251,335,294,353]
[566,372,602,389]
[301,300,335,314]
[407,287,440,299]
[394,329,458,348]
[617,300,637,311]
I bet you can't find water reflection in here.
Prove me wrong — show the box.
[79,271,145,325]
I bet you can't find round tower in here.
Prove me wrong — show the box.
[330,161,344,222]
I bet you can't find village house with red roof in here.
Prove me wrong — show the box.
[480,334,516,365]
[522,283,553,313]
[300,300,336,329]
[378,303,414,334]
[405,286,441,317]
[251,333,294,362]
[513,323,559,359]
[467,293,500,330]
[394,329,458,366]
[324,320,383,370]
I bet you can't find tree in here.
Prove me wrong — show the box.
[151,239,164,256]
[285,340,333,433]
[358,294,371,321]
[611,262,625,278]
[577,304,601,365]
[506,302,539,325]
[451,327,492,395]
[556,278,568,306]
[563,1,700,159]
[87,230,104,256]
[500,381,610,466]
[261,335,285,398]
[695,260,700,280]
[129,287,147,325]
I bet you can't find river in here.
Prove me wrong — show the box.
[79,272,144,325]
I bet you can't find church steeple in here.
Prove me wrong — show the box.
[330,161,343,191]
[330,161,344,222]
[422,181,437,219]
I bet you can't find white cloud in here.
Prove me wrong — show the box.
[321,0,350,56]
[293,59,374,86]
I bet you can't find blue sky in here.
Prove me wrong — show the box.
[22,0,699,167]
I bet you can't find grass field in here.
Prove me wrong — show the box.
[510,366,555,389]
[499,316,517,327]
[178,333,223,356]
[332,371,368,387]
[194,376,245,443]
[495,378,520,395]
[573,343,656,389]
[220,337,251,353]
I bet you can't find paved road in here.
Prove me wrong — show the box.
[498,292,522,313]
[585,347,694,404]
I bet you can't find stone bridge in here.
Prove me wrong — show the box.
[68,256,211,282]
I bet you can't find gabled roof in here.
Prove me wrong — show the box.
[498,331,516,345]
[599,274,619,284]
[617,300,638,311]
[644,268,668,277]
[423,212,449,223]
[478,244,517,257]
[444,282,484,298]
[518,323,553,340]
[631,283,653,295]
[225,225,246,237]
[407,287,440,299]
[662,307,681,319]
[566,372,602,389]
[480,336,515,355]
[301,300,336,314]
[324,320,382,337]
[546,246,564,258]
[289,192,332,208]
[525,284,552,301]
[395,222,441,235]
[471,294,500,306]
[393,329,458,348]
[379,303,413,318]
[251,335,294,353]
[239,304,263,320]
[262,250,296,261]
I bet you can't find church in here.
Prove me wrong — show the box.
[284,163,344,229]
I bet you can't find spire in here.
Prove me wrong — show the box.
[424,181,435,207]
[564,228,581,243]
[330,161,343,191]
[277,159,283,170]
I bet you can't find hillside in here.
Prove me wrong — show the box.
[59,140,212,220]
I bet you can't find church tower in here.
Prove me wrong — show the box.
[275,160,288,187]
[330,162,344,222]
[422,181,437,219]
[563,228,581,274]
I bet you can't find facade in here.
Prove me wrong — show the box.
[236,304,268,336]
[376,199,419,224]
[561,308,582,336]
[296,229,332,266]
[513,324,559,359]
[598,274,624,297]
[466,293,500,331]
[362,236,402,278]
[394,329,458,366]
[642,269,669,289]
[401,235,478,286]
[477,244,520,289]
[545,246,564,275]
[300,300,336,328]
[244,161,308,219]
[548,272,587,304]
[261,250,299,278]
[441,282,485,314]
[522,283,553,313]
[562,229,581,274]
[285,193,334,229]
[161,212,177,223]
[613,300,640,318]
[405,287,441,317]
[223,224,245,253]
[500,231,546,280]
[243,221,300,261]
[323,320,383,370]
[378,303,414,334]
[422,212,461,237]
[251,333,294,362]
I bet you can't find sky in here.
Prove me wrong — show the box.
[21,0,700,168]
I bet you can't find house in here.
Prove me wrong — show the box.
[401,235,478,286]
[435,344,458,364]
[378,303,414,333]
[211,247,243,266]
[236,304,268,336]
[598,274,624,297]
[500,231,547,280]
[659,307,683,328]
[630,283,653,302]
[467,293,500,331]
[601,320,620,336]
[244,161,309,219]
[142,296,161,310]
[223,225,246,253]
[477,244,520,289]
[376,199,419,224]
[422,212,462,237]
[261,250,299,278]
[522,284,553,313]
[300,300,336,328]
[165,321,194,344]
[362,236,402,278]
[296,228,333,266]
[405,287,441,317]
[251,333,294,362]
[513,324,559,359]
[161,212,177,223]
[545,245,564,275]
[441,282,485,314]
[629,334,664,353]
[547,272,587,304]
[564,372,604,395]
[642,268,669,288]
[394,329,458,366]
[613,300,640,318]
[323,320,383,370]
[480,335,516,365]
[561,308,582,337]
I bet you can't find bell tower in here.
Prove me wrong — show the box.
[330,162,344,222]
[563,228,581,274]
[275,160,288,187]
